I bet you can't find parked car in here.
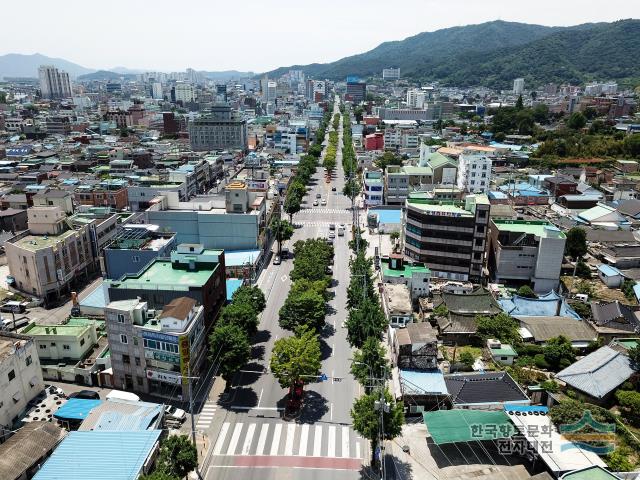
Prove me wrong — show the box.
[313,200,319,206]
[316,193,321,199]
[328,231,335,239]
[331,186,337,192]
[68,390,100,400]
[329,223,336,231]
[273,255,281,265]
[165,405,187,423]
[321,199,327,206]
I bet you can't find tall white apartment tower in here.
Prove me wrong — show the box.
[38,65,72,99]
[513,78,525,95]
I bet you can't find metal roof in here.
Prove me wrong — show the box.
[400,369,448,395]
[555,346,635,399]
[79,399,163,431]
[33,430,161,480]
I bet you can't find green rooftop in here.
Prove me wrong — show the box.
[407,197,472,217]
[490,344,518,357]
[493,219,566,238]
[613,338,640,350]
[111,260,217,290]
[382,263,430,278]
[23,323,89,337]
[561,466,622,480]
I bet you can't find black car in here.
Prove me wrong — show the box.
[67,389,100,400]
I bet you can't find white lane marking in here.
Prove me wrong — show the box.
[198,415,214,420]
[297,424,309,456]
[226,423,244,455]
[332,369,335,383]
[241,423,256,455]
[213,422,230,455]
[280,275,288,282]
[256,423,269,456]
[257,388,264,407]
[284,424,296,456]
[330,402,333,421]
[356,441,361,459]
[313,425,322,457]
[328,425,336,457]
[341,426,350,458]
[270,424,283,456]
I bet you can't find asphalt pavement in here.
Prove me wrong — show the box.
[202,100,367,480]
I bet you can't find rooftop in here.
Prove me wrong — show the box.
[406,198,472,217]
[111,259,219,290]
[493,219,566,239]
[12,229,77,251]
[24,323,90,337]
[33,430,161,480]
[382,262,430,279]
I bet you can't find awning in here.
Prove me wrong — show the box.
[422,410,516,445]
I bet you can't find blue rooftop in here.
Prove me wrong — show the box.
[79,282,108,310]
[400,369,448,395]
[498,291,581,320]
[34,430,161,480]
[226,278,244,302]
[53,398,102,421]
[370,208,402,224]
[597,264,624,277]
[224,249,262,267]
[488,191,508,200]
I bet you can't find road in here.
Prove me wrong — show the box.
[202,100,366,480]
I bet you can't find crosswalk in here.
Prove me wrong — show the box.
[196,402,217,430]
[301,208,351,214]
[296,221,351,227]
[212,420,364,459]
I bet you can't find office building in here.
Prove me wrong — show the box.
[38,65,72,100]
[457,153,492,194]
[151,82,163,100]
[488,219,566,293]
[0,332,44,434]
[363,169,384,206]
[106,243,227,322]
[406,89,426,109]
[188,105,248,151]
[105,296,207,399]
[382,68,400,80]
[404,194,490,282]
[346,81,366,103]
[513,78,525,95]
[5,207,98,305]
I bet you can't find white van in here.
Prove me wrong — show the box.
[106,390,141,402]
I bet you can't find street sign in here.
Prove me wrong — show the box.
[320,373,328,381]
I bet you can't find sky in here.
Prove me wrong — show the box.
[2,0,639,73]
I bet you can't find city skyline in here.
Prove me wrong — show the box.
[1,0,639,73]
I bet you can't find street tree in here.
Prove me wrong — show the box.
[140,472,178,480]
[290,239,333,282]
[220,302,259,336]
[209,323,251,382]
[290,278,330,301]
[283,194,301,223]
[343,179,361,207]
[351,388,404,467]
[351,337,390,391]
[231,285,267,314]
[346,298,388,348]
[155,435,198,479]
[279,288,326,332]
[270,218,294,255]
[270,326,322,389]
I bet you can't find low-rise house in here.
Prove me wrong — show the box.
[590,301,640,342]
[392,322,438,370]
[555,346,635,405]
[518,316,597,348]
[0,208,28,233]
[577,203,631,230]
[444,371,530,410]
[0,332,45,434]
[396,369,448,413]
[382,283,413,328]
[0,421,65,480]
[596,264,625,288]
[487,339,517,365]
[381,255,430,301]
[32,430,161,480]
[499,291,582,320]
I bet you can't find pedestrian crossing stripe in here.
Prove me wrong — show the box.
[211,421,364,459]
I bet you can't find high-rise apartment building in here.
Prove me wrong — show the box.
[457,153,492,194]
[513,78,525,95]
[38,65,72,99]
[173,82,195,103]
[382,67,400,80]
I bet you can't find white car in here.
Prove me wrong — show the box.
[165,405,187,423]
[321,199,327,206]
[313,200,319,206]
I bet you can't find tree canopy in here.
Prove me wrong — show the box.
[290,239,333,282]
[476,313,521,345]
[565,227,587,260]
[231,285,266,314]
[154,435,197,479]
[279,288,326,332]
[219,302,259,337]
[516,285,536,298]
[543,335,576,371]
[270,218,294,256]
[351,337,390,391]
[346,297,388,348]
[209,323,251,382]
[270,326,322,389]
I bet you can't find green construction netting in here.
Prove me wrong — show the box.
[422,410,516,445]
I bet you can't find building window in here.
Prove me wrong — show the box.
[120,334,128,344]
[40,344,47,350]
[80,338,85,346]
[133,337,139,346]
[122,354,130,364]
[50,342,56,347]
[132,256,140,263]
[117,314,125,323]
[135,357,141,366]
[63,345,70,350]
[8,370,15,381]
[26,355,32,366]
[136,376,144,386]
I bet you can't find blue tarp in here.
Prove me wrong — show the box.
[226,278,244,302]
[400,369,448,395]
[53,398,102,421]
[499,291,581,320]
